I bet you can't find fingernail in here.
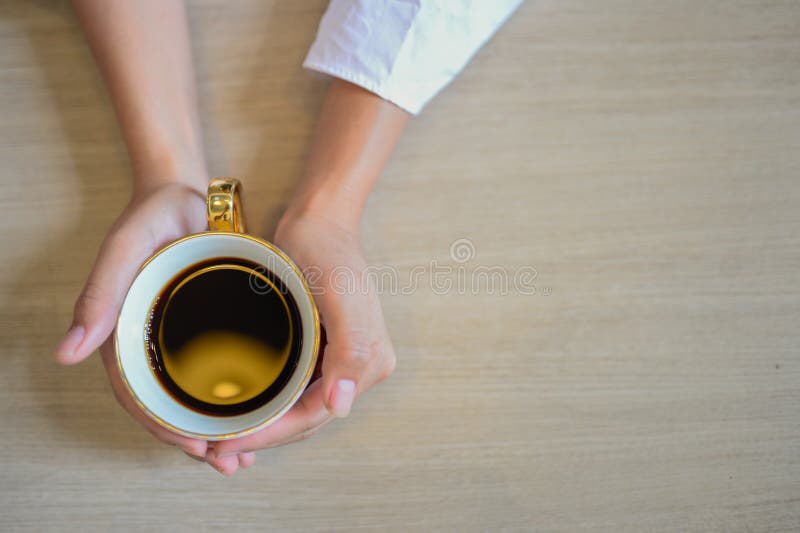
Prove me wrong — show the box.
[184,452,205,463]
[54,325,85,360]
[330,379,356,417]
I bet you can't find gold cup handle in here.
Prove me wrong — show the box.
[207,178,246,233]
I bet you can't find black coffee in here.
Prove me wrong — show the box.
[146,257,303,416]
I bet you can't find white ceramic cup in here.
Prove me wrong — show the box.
[114,178,320,440]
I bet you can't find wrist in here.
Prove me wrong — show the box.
[279,177,366,235]
[278,187,364,235]
[130,145,209,200]
[123,104,209,199]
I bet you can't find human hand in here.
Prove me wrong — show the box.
[54,182,257,467]
[205,211,396,475]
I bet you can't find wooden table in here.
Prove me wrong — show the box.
[1,1,798,531]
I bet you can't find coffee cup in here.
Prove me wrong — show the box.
[115,178,320,440]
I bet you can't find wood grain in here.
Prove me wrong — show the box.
[1,1,799,531]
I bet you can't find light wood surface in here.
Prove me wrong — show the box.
[1,1,799,531]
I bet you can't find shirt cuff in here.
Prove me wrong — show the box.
[303,0,523,115]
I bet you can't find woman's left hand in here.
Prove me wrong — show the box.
[203,211,396,475]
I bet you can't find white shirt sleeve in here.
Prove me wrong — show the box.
[303,0,523,114]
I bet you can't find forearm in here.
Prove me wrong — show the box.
[282,79,410,231]
[72,0,207,196]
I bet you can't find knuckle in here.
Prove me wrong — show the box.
[75,281,106,317]
[298,428,318,442]
[104,227,135,258]
[337,333,380,368]
[376,352,397,383]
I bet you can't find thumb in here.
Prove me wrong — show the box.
[318,309,376,417]
[55,228,149,365]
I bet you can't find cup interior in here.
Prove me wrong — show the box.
[115,232,318,440]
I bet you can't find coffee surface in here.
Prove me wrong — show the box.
[146,258,303,416]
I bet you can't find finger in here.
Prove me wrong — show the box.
[205,449,239,476]
[184,451,205,463]
[257,418,333,450]
[100,346,208,457]
[213,380,331,458]
[238,452,256,468]
[55,226,152,365]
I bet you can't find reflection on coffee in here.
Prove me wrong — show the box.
[145,257,303,416]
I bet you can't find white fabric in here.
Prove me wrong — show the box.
[303,0,523,114]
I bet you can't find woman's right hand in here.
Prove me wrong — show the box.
[52,182,255,467]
